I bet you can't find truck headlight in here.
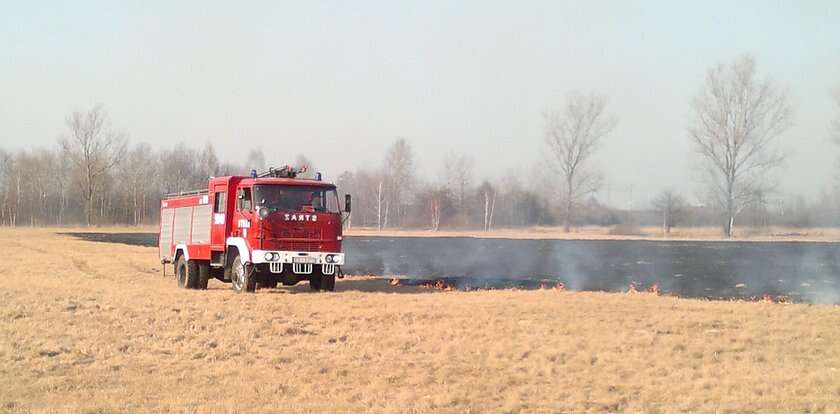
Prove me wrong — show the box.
[264,252,275,261]
[325,255,335,263]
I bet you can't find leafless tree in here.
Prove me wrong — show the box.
[383,139,415,227]
[124,143,156,224]
[198,143,221,178]
[689,55,792,237]
[28,149,56,226]
[60,105,126,226]
[651,189,686,235]
[412,183,442,231]
[443,153,474,228]
[158,143,203,194]
[340,168,386,229]
[545,92,616,232]
[0,150,13,225]
[54,150,71,225]
[377,179,386,229]
[345,168,388,229]
[430,194,442,230]
[477,181,497,231]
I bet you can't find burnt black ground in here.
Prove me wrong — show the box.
[62,232,840,303]
[63,232,158,247]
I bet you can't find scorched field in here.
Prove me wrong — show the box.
[1,228,839,413]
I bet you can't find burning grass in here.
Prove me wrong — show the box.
[2,228,840,413]
[389,277,796,305]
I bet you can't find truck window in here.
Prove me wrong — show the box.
[214,192,227,213]
[254,185,340,213]
[237,188,252,211]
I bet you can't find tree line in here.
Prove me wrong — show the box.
[2,55,839,235]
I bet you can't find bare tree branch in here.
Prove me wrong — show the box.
[651,189,687,235]
[442,153,474,228]
[383,139,415,228]
[689,55,792,237]
[59,104,127,226]
[545,92,616,231]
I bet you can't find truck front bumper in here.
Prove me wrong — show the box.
[250,250,344,275]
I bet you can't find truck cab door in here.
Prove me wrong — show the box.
[233,187,255,239]
[211,185,228,250]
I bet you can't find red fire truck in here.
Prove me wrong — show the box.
[158,166,350,292]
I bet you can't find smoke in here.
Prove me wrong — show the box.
[343,236,840,304]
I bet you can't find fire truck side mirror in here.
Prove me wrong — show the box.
[344,194,352,213]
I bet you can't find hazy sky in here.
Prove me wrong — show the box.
[2,1,839,207]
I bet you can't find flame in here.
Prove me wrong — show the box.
[627,283,660,295]
[731,294,792,304]
[416,278,456,291]
[389,276,800,304]
[436,279,454,291]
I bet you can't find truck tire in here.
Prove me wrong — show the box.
[176,256,189,289]
[186,260,200,289]
[322,274,335,292]
[231,255,256,293]
[196,263,210,290]
[176,256,200,289]
[308,274,322,291]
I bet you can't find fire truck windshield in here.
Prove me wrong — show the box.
[254,185,340,214]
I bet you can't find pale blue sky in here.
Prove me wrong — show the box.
[2,1,839,206]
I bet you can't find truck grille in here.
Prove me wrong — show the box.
[292,263,313,275]
[277,241,321,252]
[265,226,323,252]
[274,228,322,239]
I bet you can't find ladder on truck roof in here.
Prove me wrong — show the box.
[163,165,316,198]
[256,165,307,179]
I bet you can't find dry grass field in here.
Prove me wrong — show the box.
[2,228,840,413]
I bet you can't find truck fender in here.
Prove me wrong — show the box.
[225,237,250,264]
[174,244,190,262]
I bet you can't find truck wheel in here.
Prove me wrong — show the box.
[196,263,210,290]
[308,274,322,291]
[186,260,200,289]
[322,274,335,292]
[231,255,256,293]
[175,256,189,289]
[175,256,200,289]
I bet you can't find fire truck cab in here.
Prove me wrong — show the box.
[158,167,350,292]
